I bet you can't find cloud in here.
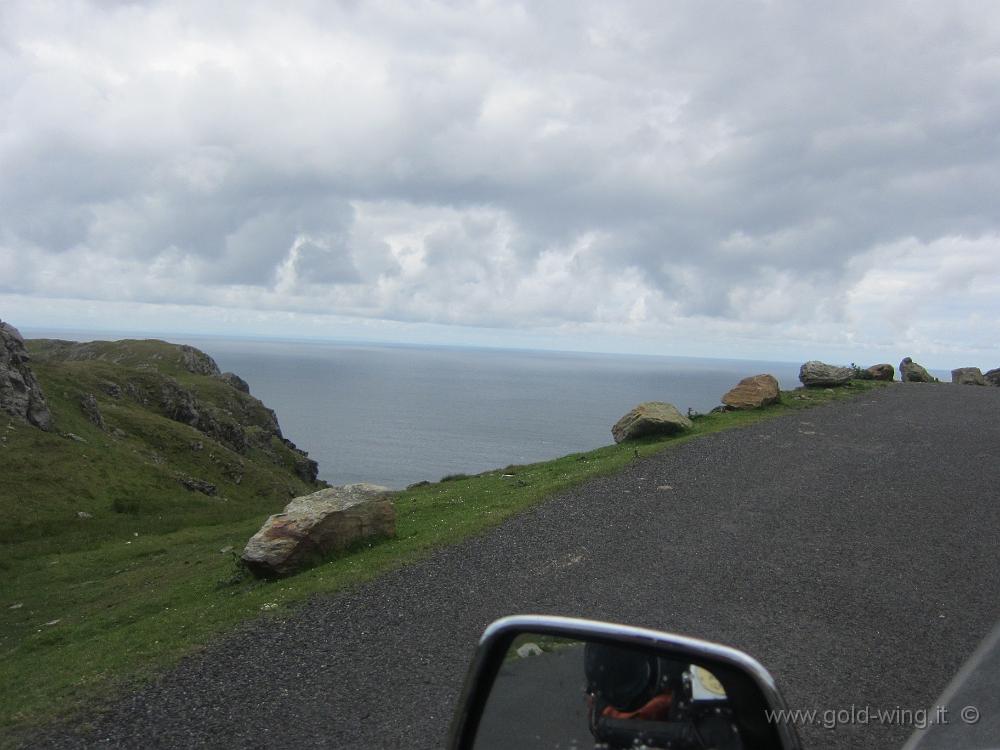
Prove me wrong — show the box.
[2,0,999,361]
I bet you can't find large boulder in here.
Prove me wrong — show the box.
[866,364,895,381]
[612,402,692,443]
[985,368,1000,387]
[0,320,52,430]
[798,361,852,388]
[721,374,780,410]
[899,357,936,383]
[951,367,986,386]
[242,484,395,578]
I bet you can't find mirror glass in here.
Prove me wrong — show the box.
[473,633,744,749]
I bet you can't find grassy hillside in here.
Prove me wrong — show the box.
[0,348,890,741]
[4,339,321,552]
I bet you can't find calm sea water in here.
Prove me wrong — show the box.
[193,339,802,489]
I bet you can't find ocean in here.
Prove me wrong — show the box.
[25,329,810,489]
[196,339,804,489]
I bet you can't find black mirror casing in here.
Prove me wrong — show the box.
[447,615,802,750]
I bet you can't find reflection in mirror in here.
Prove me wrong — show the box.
[474,634,743,749]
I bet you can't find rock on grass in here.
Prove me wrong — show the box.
[612,402,692,443]
[242,484,396,578]
[722,374,780,410]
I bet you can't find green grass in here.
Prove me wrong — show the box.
[2,358,315,553]
[0,377,889,741]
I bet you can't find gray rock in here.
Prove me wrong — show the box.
[80,393,105,429]
[951,367,986,386]
[178,476,217,496]
[160,379,201,426]
[0,320,52,430]
[900,357,936,383]
[798,361,853,387]
[721,374,780,410]
[985,368,1000,387]
[219,372,251,393]
[611,402,693,443]
[242,484,396,578]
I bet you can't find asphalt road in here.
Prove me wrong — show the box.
[30,383,1000,749]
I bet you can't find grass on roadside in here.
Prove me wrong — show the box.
[0,379,889,741]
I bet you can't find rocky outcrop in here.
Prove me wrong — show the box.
[799,361,852,387]
[114,371,318,479]
[951,367,986,386]
[179,345,221,376]
[612,402,692,443]
[900,357,936,383]
[0,320,52,430]
[242,484,396,578]
[286,443,320,483]
[159,379,200,426]
[80,393,105,429]
[985,368,1000,387]
[219,372,250,393]
[866,364,895,381]
[178,475,217,495]
[721,374,780,410]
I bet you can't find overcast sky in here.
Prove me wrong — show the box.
[2,1,999,366]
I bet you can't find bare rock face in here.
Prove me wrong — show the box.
[242,484,396,578]
[611,402,692,443]
[951,367,986,386]
[798,361,852,387]
[900,357,936,383]
[721,374,780,410]
[985,368,1000,387]
[0,320,52,430]
[159,379,201,427]
[866,364,895,381]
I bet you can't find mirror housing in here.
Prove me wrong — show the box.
[447,615,801,750]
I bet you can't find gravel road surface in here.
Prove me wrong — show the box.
[30,384,1000,749]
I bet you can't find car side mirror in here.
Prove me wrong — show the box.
[447,615,801,750]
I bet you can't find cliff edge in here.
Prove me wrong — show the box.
[0,328,324,544]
